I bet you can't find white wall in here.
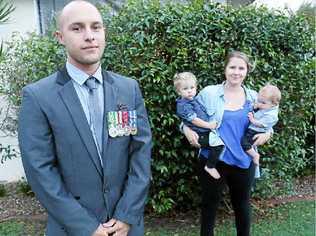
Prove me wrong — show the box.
[0,0,37,43]
[0,0,37,183]
[253,0,315,12]
[0,96,22,183]
[0,132,22,183]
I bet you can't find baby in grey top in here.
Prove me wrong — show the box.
[241,84,281,165]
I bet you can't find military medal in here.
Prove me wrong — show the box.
[107,108,137,137]
[117,111,125,136]
[122,111,131,136]
[109,127,118,137]
[129,110,137,135]
[108,111,118,137]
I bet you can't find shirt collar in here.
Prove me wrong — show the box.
[66,61,103,86]
[218,81,251,99]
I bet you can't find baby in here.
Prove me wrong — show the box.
[241,84,281,165]
[174,72,224,179]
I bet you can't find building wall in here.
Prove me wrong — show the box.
[0,131,22,183]
[0,0,37,42]
[0,0,37,183]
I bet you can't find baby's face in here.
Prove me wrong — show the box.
[178,79,197,100]
[256,90,274,110]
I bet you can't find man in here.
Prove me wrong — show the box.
[18,1,152,235]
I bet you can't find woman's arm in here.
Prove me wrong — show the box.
[183,125,201,148]
[192,118,217,130]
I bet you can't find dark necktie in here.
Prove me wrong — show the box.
[85,76,103,158]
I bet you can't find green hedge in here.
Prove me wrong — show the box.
[0,1,314,214]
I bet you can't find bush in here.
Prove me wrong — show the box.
[0,144,18,163]
[17,177,34,197]
[0,184,6,197]
[0,1,314,214]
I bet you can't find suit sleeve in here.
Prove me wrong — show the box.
[18,86,99,236]
[113,81,152,225]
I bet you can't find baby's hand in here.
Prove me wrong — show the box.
[248,112,255,123]
[208,121,217,130]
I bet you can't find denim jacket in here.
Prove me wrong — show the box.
[196,83,263,177]
[196,83,258,131]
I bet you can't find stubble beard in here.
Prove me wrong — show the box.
[68,51,103,68]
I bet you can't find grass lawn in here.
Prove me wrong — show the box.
[145,200,315,236]
[0,200,314,236]
[0,219,43,236]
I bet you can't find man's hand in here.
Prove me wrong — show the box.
[92,224,109,236]
[103,219,130,236]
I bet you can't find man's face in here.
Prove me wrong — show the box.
[56,2,106,69]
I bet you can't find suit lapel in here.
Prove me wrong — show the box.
[102,71,118,173]
[57,68,103,177]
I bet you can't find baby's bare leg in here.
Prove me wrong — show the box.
[246,148,260,165]
[204,166,221,179]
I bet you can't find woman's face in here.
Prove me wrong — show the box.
[224,57,248,87]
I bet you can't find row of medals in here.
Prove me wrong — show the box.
[107,110,137,137]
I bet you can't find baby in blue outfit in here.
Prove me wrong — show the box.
[241,84,281,165]
[174,72,224,179]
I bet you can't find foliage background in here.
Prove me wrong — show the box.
[0,1,314,214]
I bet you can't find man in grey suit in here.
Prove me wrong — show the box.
[18,1,152,235]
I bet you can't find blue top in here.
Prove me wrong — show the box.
[196,83,257,128]
[197,83,260,169]
[249,106,279,132]
[218,101,253,168]
[176,97,212,133]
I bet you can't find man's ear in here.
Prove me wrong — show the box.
[54,31,64,45]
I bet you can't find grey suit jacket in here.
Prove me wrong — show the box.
[18,68,152,236]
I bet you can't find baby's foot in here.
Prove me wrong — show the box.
[253,153,260,165]
[204,166,221,179]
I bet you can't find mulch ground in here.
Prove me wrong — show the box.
[0,175,314,230]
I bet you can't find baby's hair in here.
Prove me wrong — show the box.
[173,72,197,92]
[260,84,281,105]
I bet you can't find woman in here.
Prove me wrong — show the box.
[183,51,271,236]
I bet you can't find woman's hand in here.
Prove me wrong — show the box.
[183,125,201,148]
[253,132,272,146]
